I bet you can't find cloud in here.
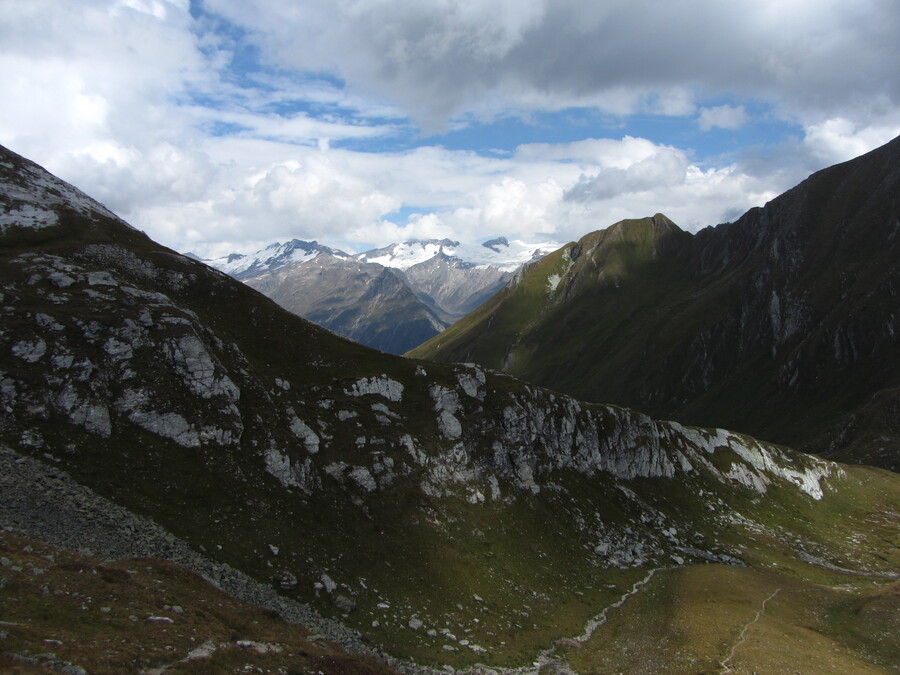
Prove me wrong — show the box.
[802,117,900,165]
[118,131,777,257]
[206,0,900,130]
[698,105,748,131]
[564,144,689,202]
[1,0,897,260]
[0,1,215,190]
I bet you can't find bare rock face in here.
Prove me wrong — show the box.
[242,255,449,355]
[401,253,511,317]
[346,376,405,402]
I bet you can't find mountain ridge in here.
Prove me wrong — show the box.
[1,142,897,672]
[199,234,558,354]
[410,136,900,470]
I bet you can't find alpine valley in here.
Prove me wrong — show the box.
[0,141,898,675]
[199,236,556,355]
[411,136,900,473]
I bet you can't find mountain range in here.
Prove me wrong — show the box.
[0,142,898,673]
[411,136,900,472]
[199,236,556,354]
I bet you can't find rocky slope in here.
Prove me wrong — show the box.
[1,143,898,672]
[244,253,449,355]
[411,136,900,471]
[0,528,395,674]
[402,252,512,319]
[202,237,554,354]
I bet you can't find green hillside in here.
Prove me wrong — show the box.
[410,137,900,471]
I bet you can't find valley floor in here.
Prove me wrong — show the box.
[3,530,896,675]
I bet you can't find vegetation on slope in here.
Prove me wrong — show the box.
[410,137,900,470]
[0,531,397,674]
[1,142,898,673]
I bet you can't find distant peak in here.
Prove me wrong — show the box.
[285,238,318,249]
[402,238,460,248]
[481,236,509,252]
[652,213,673,226]
[603,214,681,237]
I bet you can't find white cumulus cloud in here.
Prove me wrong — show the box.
[0,0,898,257]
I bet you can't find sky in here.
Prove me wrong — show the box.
[1,0,898,257]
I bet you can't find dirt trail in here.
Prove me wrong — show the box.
[573,567,663,643]
[718,588,782,673]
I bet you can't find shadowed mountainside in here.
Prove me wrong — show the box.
[410,136,900,471]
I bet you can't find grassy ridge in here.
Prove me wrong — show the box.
[410,138,900,469]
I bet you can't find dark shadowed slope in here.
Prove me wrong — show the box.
[411,136,900,470]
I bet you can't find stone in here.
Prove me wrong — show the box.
[163,335,240,401]
[344,375,404,402]
[437,410,462,440]
[11,339,46,363]
[429,385,460,415]
[288,414,320,454]
[320,573,336,594]
[277,571,298,590]
[128,409,199,448]
[263,448,319,493]
[348,466,377,492]
[334,594,356,613]
[457,367,486,400]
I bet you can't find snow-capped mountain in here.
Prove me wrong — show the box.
[243,254,449,355]
[204,239,351,281]
[355,236,557,271]
[199,235,559,353]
